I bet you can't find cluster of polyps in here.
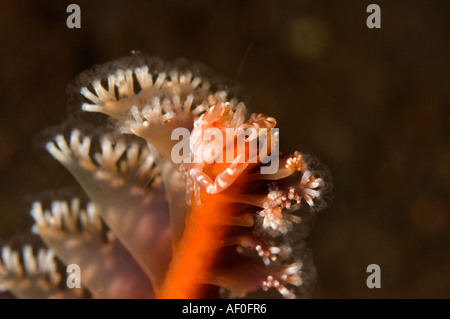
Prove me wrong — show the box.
[0,54,330,299]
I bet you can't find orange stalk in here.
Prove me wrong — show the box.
[157,192,229,298]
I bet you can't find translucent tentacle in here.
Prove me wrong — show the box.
[46,131,171,288]
[0,246,81,299]
[31,199,154,298]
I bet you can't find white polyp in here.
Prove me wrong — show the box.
[154,72,166,89]
[82,142,94,166]
[1,245,62,288]
[231,103,246,127]
[48,130,159,190]
[192,104,206,117]
[122,144,138,174]
[86,203,101,230]
[1,247,9,272]
[255,245,263,254]
[262,274,281,292]
[304,196,314,207]
[79,211,89,230]
[287,274,302,287]
[258,206,292,236]
[185,72,193,84]
[287,188,296,200]
[107,74,116,94]
[255,245,278,266]
[23,246,37,275]
[125,69,134,96]
[50,202,63,228]
[4,247,22,276]
[172,95,182,113]
[169,70,179,84]
[41,208,52,227]
[92,80,111,102]
[139,151,154,178]
[80,87,102,105]
[59,202,68,226]
[36,250,47,272]
[35,198,103,234]
[115,70,126,98]
[54,135,71,157]
[111,139,127,163]
[216,90,227,101]
[99,137,112,162]
[161,98,173,114]
[39,249,60,286]
[301,170,312,184]
[48,265,60,286]
[70,198,80,217]
[139,152,158,180]
[135,66,152,89]
[284,261,303,276]
[95,137,126,171]
[41,249,55,273]
[81,103,103,112]
[45,205,56,227]
[184,94,194,111]
[179,72,192,84]
[191,77,202,88]
[297,170,324,207]
[62,201,77,232]
[152,96,162,113]
[136,105,149,123]
[304,188,321,199]
[161,112,175,123]
[277,285,295,299]
[139,107,153,125]
[308,178,323,189]
[69,130,81,155]
[11,251,22,276]
[86,203,95,227]
[130,105,143,124]
[30,202,46,227]
[269,246,281,255]
[1,247,11,272]
[55,202,66,228]
[143,108,159,123]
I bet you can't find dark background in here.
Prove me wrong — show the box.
[0,0,449,298]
